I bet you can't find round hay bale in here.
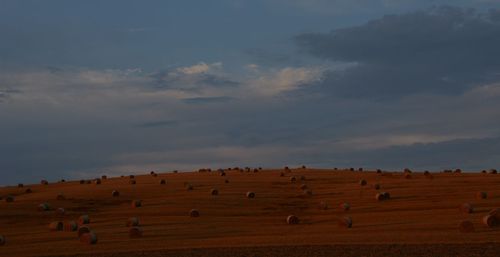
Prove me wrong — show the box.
[476,192,488,199]
[373,184,381,190]
[460,203,474,214]
[77,226,91,237]
[49,221,63,231]
[173,170,178,173]
[489,208,500,218]
[131,200,142,208]
[458,220,475,233]
[246,192,255,199]
[129,226,143,238]
[340,202,350,211]
[126,217,140,227]
[112,190,120,197]
[454,169,462,173]
[424,170,430,175]
[349,168,354,171]
[375,192,390,201]
[482,215,498,228]
[64,221,78,232]
[160,179,166,185]
[94,179,101,185]
[490,169,498,174]
[210,188,219,196]
[18,183,24,188]
[129,175,135,179]
[280,172,285,177]
[376,169,382,174]
[286,215,299,224]
[358,168,363,172]
[38,203,51,211]
[25,188,33,193]
[56,208,65,216]
[101,175,107,180]
[284,166,290,172]
[56,194,66,200]
[5,195,14,203]
[318,201,328,210]
[78,215,90,226]
[185,184,193,191]
[337,216,352,228]
[129,179,136,185]
[359,179,367,186]
[79,180,85,184]
[80,231,98,245]
[41,180,49,185]
[299,184,308,190]
[290,176,297,182]
[0,235,5,246]
[190,209,200,217]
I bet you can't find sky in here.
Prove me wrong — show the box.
[1,0,500,185]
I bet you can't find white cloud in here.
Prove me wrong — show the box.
[176,62,222,75]
[245,64,260,72]
[248,66,325,96]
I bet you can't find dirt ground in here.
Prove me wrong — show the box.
[0,168,499,257]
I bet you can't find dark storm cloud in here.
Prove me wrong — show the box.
[0,88,22,102]
[149,70,239,92]
[137,120,178,128]
[182,96,234,104]
[328,136,500,171]
[489,8,500,21]
[296,6,500,98]
[244,48,293,66]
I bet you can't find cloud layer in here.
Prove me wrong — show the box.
[296,6,500,98]
[2,5,500,185]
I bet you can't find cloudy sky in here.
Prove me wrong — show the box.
[2,0,500,185]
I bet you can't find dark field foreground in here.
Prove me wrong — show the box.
[0,168,499,257]
[48,244,500,257]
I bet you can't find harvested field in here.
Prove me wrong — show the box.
[0,169,499,257]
